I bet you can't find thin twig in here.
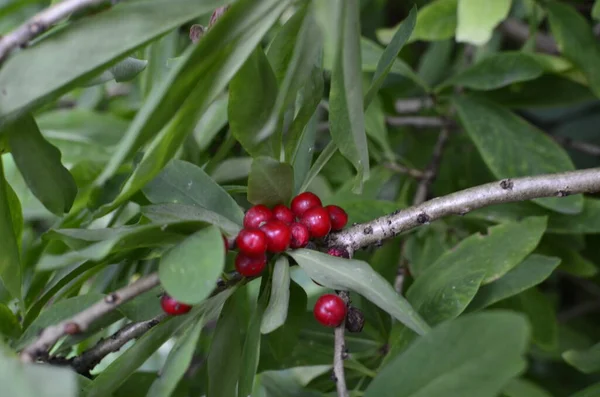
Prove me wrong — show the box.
[412,127,450,205]
[0,0,112,63]
[383,163,426,179]
[553,136,600,157]
[20,273,160,362]
[499,18,559,55]
[333,291,350,397]
[328,167,600,255]
[72,313,167,374]
[394,98,434,114]
[386,116,454,129]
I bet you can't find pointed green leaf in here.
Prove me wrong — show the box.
[364,312,530,397]
[288,249,430,335]
[7,114,77,215]
[564,342,600,374]
[0,304,20,338]
[456,0,511,45]
[247,157,294,207]
[408,0,458,43]
[0,160,20,300]
[159,226,225,305]
[453,95,581,214]
[261,256,290,334]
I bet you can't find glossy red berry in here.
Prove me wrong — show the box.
[325,205,348,231]
[273,204,295,224]
[236,228,267,257]
[289,222,310,249]
[313,294,347,327]
[327,247,350,258]
[161,295,192,316]
[235,252,267,277]
[243,205,273,229]
[260,220,292,253]
[300,206,331,238]
[291,192,322,217]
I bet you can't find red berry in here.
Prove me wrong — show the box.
[243,205,273,229]
[291,192,322,217]
[161,295,192,316]
[273,204,295,224]
[289,222,310,249]
[235,252,267,277]
[325,205,348,231]
[313,294,347,327]
[260,220,292,253]
[327,247,349,258]
[300,206,331,238]
[236,228,267,257]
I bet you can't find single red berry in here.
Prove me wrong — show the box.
[260,220,292,253]
[236,228,268,257]
[313,294,347,327]
[243,205,273,229]
[289,222,310,249]
[291,192,322,217]
[161,294,192,316]
[327,247,350,258]
[235,252,267,277]
[273,204,295,224]
[325,205,348,231]
[300,206,331,238]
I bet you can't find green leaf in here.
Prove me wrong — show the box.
[453,95,581,214]
[456,0,511,45]
[288,249,430,335]
[85,57,148,86]
[0,303,20,338]
[6,114,77,215]
[247,157,294,207]
[299,140,337,193]
[0,160,20,300]
[468,254,561,311]
[118,287,163,322]
[0,0,226,123]
[147,317,205,397]
[546,1,600,98]
[328,0,369,192]
[261,256,291,334]
[517,288,557,350]
[571,382,600,397]
[439,52,544,91]
[594,0,600,20]
[364,5,417,108]
[193,94,229,150]
[408,0,458,43]
[564,342,600,374]
[159,226,225,305]
[364,312,530,397]
[364,95,395,161]
[228,47,278,156]
[503,378,552,397]
[143,160,244,225]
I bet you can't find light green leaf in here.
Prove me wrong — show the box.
[456,0,511,45]
[594,0,600,20]
[143,160,244,225]
[328,0,369,192]
[193,94,229,151]
[439,52,544,91]
[261,256,291,334]
[0,160,20,300]
[365,312,529,397]
[364,5,417,108]
[288,249,430,335]
[468,254,561,311]
[159,226,225,305]
[564,342,600,374]
[7,114,77,215]
[85,57,148,86]
[453,95,581,214]
[547,1,600,98]
[408,0,458,43]
[247,157,294,207]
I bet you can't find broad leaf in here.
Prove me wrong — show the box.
[247,157,294,207]
[408,0,458,43]
[143,160,244,225]
[468,254,561,311]
[456,0,511,45]
[364,312,530,397]
[7,114,77,215]
[0,160,20,300]
[517,288,557,350]
[453,95,581,214]
[563,342,600,374]
[288,249,430,335]
[159,226,225,305]
[261,256,291,334]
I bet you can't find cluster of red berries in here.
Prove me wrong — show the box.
[234,192,348,277]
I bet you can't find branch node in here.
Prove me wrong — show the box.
[499,179,514,190]
[416,212,431,224]
[363,226,373,235]
[64,322,81,335]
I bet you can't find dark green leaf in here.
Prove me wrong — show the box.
[364,312,530,397]
[453,95,581,214]
[328,0,369,192]
[547,1,600,97]
[247,157,294,207]
[7,114,77,215]
[364,5,416,108]
[439,52,544,91]
[143,160,244,225]
[0,160,20,300]
[159,226,225,305]
[261,256,290,334]
[564,342,600,374]
[118,287,163,322]
[468,254,561,311]
[299,140,337,193]
[571,381,600,397]
[502,378,552,397]
[0,303,20,338]
[364,96,395,161]
[288,249,430,335]
[517,288,557,350]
